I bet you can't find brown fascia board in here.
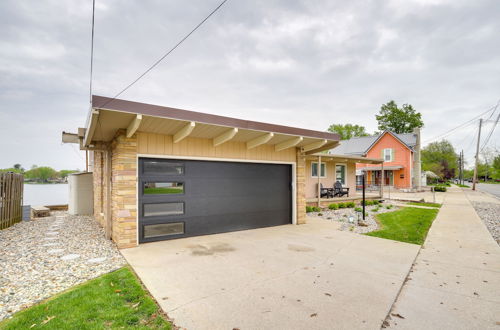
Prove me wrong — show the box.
[91,95,340,141]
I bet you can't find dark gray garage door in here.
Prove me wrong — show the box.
[138,158,292,243]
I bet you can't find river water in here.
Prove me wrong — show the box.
[23,183,69,206]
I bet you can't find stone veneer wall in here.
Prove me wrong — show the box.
[110,130,138,248]
[296,150,306,224]
[92,150,104,227]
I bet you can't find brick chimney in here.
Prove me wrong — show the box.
[413,127,422,191]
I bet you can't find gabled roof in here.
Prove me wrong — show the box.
[330,131,417,156]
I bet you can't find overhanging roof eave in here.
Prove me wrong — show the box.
[91,95,340,142]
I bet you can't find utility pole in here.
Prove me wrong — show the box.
[458,151,462,185]
[472,119,483,191]
[461,150,464,185]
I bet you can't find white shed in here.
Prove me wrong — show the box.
[68,172,93,215]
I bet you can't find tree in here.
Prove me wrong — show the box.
[492,154,500,180]
[25,166,57,182]
[421,140,458,180]
[375,100,424,134]
[58,170,77,179]
[0,167,23,174]
[327,123,370,140]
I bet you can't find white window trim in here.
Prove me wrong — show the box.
[335,163,347,185]
[383,148,393,162]
[311,162,327,178]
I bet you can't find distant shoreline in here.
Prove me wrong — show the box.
[24,182,68,185]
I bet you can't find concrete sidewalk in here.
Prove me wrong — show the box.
[388,186,500,329]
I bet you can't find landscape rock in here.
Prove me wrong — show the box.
[0,211,126,320]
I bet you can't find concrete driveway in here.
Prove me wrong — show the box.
[122,219,420,330]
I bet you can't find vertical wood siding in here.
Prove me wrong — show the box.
[137,132,297,162]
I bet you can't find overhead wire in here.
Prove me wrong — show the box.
[95,0,229,110]
[423,103,498,144]
[89,0,95,105]
[480,110,500,152]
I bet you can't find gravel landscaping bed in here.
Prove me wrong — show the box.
[307,203,399,234]
[471,202,500,245]
[0,212,126,320]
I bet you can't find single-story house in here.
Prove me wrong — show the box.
[63,96,382,248]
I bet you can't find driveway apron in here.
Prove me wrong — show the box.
[122,218,419,330]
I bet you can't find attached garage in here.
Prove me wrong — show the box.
[63,95,340,248]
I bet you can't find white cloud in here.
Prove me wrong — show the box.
[0,0,499,170]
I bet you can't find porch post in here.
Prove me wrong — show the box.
[317,155,321,207]
[380,163,384,198]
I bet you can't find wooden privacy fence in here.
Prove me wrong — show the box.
[0,172,24,229]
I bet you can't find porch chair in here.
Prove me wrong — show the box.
[334,181,349,197]
[317,183,333,198]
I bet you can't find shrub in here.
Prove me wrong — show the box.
[372,207,379,212]
[345,201,355,208]
[385,205,393,209]
[313,206,322,212]
[306,206,314,213]
[354,207,362,212]
[372,200,380,206]
[338,202,346,209]
[434,186,447,192]
[328,203,339,210]
[361,200,374,206]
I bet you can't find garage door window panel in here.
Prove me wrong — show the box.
[143,161,184,175]
[143,202,184,217]
[143,222,185,238]
[143,182,184,195]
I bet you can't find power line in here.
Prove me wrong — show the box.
[95,0,229,109]
[480,110,500,152]
[423,101,499,144]
[89,0,96,105]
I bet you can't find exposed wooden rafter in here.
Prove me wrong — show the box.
[213,128,238,147]
[173,121,196,143]
[302,139,327,152]
[275,136,303,151]
[303,141,339,155]
[246,132,274,149]
[126,114,142,138]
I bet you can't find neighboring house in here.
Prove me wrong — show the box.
[331,130,422,189]
[304,153,383,201]
[63,96,343,248]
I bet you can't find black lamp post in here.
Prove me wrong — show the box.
[362,173,366,220]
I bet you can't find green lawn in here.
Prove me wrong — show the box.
[407,202,441,208]
[365,207,439,245]
[455,184,470,188]
[0,268,171,330]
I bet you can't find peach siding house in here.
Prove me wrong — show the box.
[331,131,420,189]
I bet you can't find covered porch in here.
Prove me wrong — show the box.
[305,153,384,206]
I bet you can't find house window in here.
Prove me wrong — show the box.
[383,148,393,162]
[311,162,326,178]
[335,164,346,185]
